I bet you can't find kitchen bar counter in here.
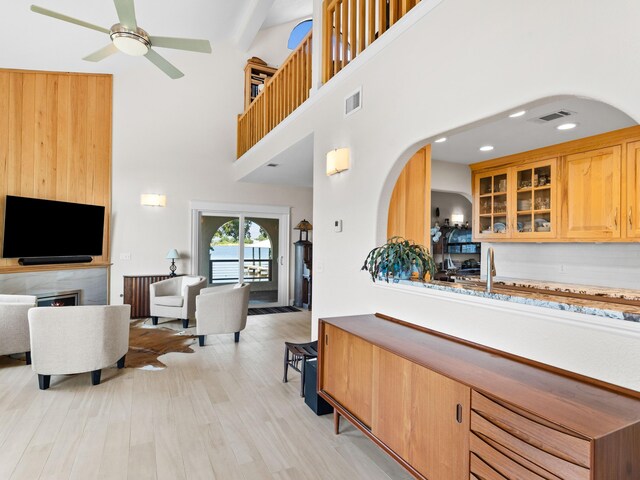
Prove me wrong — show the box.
[386,276,640,323]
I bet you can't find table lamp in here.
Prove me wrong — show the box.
[166,249,180,277]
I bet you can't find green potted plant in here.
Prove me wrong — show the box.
[361,236,436,282]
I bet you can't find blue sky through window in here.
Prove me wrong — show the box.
[287,19,312,49]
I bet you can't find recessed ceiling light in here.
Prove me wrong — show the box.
[557,122,577,131]
[479,145,494,152]
[509,110,526,118]
[434,137,447,143]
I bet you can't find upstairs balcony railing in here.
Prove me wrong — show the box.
[236,0,421,158]
[323,0,421,82]
[237,32,312,157]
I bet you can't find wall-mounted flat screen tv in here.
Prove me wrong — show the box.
[2,195,105,258]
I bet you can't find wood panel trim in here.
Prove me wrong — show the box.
[386,145,431,245]
[470,125,640,173]
[0,69,112,273]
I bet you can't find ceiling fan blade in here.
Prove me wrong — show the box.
[149,36,212,54]
[113,0,137,29]
[30,5,110,34]
[145,49,184,79]
[83,43,119,62]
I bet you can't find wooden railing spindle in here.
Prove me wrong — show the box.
[237,0,421,158]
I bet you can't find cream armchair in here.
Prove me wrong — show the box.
[28,305,131,390]
[195,283,250,346]
[150,275,206,328]
[0,294,37,364]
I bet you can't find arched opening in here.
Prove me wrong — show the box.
[209,219,273,285]
[196,209,286,306]
[381,94,637,283]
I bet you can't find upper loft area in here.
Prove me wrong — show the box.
[237,0,426,158]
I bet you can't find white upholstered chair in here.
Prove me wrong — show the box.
[28,305,131,390]
[0,294,37,364]
[195,283,250,346]
[150,275,206,328]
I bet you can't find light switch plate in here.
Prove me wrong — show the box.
[334,220,342,232]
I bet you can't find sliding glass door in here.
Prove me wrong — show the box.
[191,203,289,307]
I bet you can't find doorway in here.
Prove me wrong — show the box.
[191,202,290,307]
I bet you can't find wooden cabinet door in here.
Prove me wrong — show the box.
[510,159,557,240]
[561,146,622,239]
[626,141,640,238]
[321,324,373,427]
[372,347,470,480]
[473,168,512,241]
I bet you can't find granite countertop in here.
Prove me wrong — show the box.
[383,275,640,323]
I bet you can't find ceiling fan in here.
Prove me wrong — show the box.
[30,0,212,79]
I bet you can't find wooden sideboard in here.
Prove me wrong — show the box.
[318,314,640,480]
[123,274,173,318]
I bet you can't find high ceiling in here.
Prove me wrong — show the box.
[0,0,313,71]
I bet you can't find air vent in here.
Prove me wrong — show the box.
[532,109,575,123]
[344,87,362,117]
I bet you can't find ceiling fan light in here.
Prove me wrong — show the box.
[111,31,149,56]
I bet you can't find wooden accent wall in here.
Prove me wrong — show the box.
[0,69,112,272]
[387,145,431,246]
[123,275,173,318]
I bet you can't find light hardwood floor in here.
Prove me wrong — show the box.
[0,311,412,480]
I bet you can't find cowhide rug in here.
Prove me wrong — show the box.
[126,319,197,370]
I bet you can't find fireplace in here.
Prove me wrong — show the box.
[36,290,81,307]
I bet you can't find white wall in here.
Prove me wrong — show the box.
[431,160,471,200]
[248,18,309,68]
[238,0,640,391]
[109,43,312,303]
[0,9,313,305]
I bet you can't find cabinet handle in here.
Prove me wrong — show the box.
[456,404,463,424]
[630,207,633,228]
[325,334,328,346]
[614,208,618,228]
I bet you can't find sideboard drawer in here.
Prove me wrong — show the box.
[471,411,589,480]
[470,453,508,480]
[472,391,590,467]
[471,433,559,480]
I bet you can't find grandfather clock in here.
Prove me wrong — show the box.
[293,220,312,309]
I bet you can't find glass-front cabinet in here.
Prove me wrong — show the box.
[473,159,557,241]
[475,168,510,239]
[511,159,557,239]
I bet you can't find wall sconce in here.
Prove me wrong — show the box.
[141,194,166,207]
[166,249,180,277]
[326,148,350,176]
[451,213,464,225]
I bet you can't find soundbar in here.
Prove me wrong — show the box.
[18,256,93,266]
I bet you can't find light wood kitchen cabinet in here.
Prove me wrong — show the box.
[321,323,373,427]
[470,126,640,243]
[626,140,640,238]
[511,158,557,240]
[473,167,511,239]
[318,314,640,480]
[372,347,469,480]
[473,159,558,241]
[560,145,622,239]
